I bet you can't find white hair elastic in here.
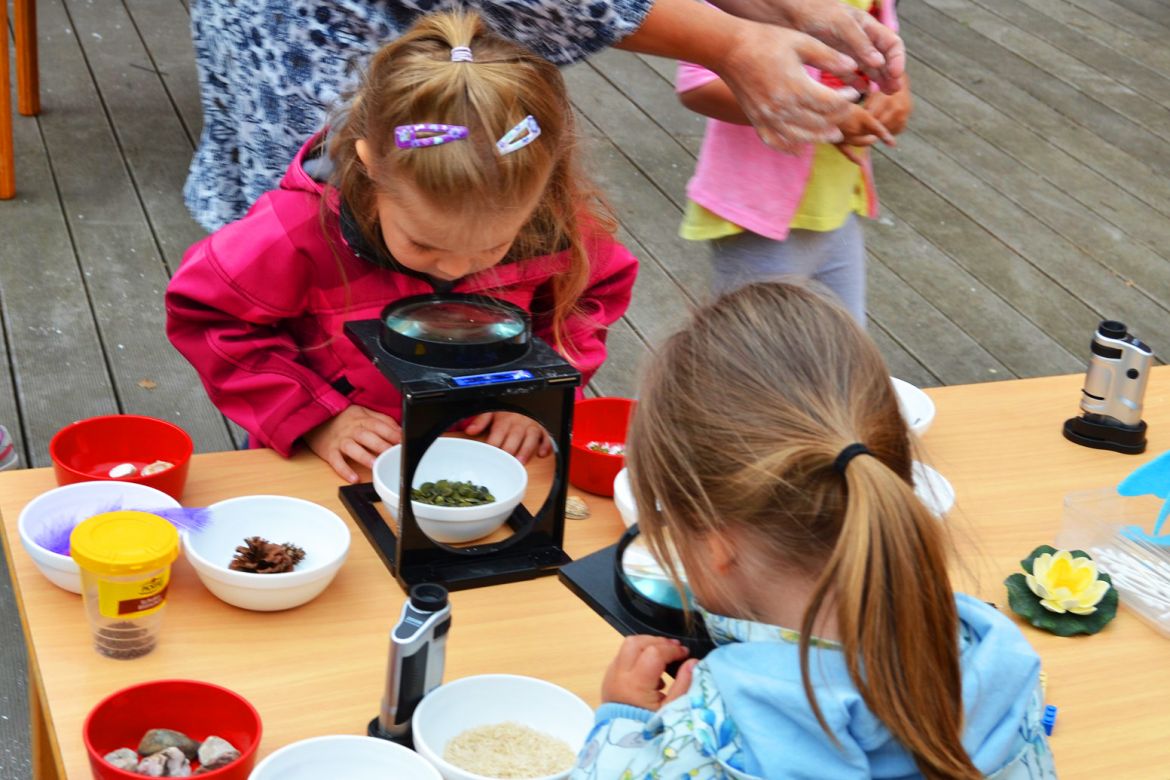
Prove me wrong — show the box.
[451,46,473,63]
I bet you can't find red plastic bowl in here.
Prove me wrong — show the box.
[83,679,262,780]
[50,415,193,500]
[569,398,636,496]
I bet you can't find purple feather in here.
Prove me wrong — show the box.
[30,502,212,556]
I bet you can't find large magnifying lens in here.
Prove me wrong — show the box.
[379,294,531,369]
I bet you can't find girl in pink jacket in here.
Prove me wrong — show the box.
[167,12,638,483]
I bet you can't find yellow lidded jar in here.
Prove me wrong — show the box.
[70,511,179,659]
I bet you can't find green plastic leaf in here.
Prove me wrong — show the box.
[1004,554,1119,637]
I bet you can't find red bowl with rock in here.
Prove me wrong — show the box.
[50,415,193,500]
[569,398,636,496]
[83,679,262,780]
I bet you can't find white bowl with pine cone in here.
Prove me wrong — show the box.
[181,495,351,611]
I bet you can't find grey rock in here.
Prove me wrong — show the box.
[102,748,139,771]
[137,747,191,777]
[196,736,241,770]
[138,728,201,760]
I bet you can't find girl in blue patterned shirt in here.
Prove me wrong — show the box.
[572,282,1055,780]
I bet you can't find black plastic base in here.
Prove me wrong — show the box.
[341,482,571,591]
[559,542,715,666]
[367,716,413,749]
[1063,415,1147,455]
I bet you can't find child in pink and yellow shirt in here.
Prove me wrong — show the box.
[677,0,911,323]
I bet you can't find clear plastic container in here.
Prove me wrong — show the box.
[1057,488,1170,638]
[70,511,179,659]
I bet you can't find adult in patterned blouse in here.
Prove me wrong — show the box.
[186,0,905,231]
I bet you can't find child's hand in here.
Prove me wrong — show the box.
[304,405,402,483]
[464,412,552,464]
[601,636,697,711]
[865,87,913,136]
[834,103,894,164]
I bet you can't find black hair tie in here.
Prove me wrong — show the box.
[833,442,871,474]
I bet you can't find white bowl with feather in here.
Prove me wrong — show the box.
[17,481,182,593]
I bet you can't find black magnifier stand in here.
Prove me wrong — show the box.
[340,294,580,592]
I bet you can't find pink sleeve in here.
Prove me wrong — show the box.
[876,0,899,33]
[534,233,638,388]
[165,194,351,457]
[676,60,722,95]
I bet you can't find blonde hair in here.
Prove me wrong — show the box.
[628,282,980,780]
[329,11,610,349]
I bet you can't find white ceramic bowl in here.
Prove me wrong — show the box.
[613,468,637,529]
[891,377,936,437]
[17,481,182,593]
[913,461,956,518]
[372,439,528,544]
[181,495,351,611]
[413,674,593,780]
[249,735,441,780]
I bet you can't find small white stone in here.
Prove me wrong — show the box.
[108,463,138,478]
[141,460,175,476]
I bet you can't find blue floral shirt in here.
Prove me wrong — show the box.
[186,0,652,231]
[572,595,1057,779]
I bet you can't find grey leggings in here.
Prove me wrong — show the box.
[709,214,866,324]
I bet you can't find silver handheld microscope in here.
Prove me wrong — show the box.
[1063,320,1152,455]
[368,582,452,744]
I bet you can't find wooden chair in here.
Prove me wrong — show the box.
[2,0,39,200]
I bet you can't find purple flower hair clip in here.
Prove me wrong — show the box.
[395,123,470,150]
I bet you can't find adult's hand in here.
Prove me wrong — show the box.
[619,0,868,150]
[707,0,905,93]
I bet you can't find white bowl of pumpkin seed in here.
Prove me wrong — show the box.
[372,438,529,544]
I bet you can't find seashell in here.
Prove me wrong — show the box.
[196,736,241,770]
[108,462,138,478]
[103,747,139,771]
[141,460,175,476]
[565,495,590,520]
[138,728,201,760]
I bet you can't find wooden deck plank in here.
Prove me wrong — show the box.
[63,0,205,273]
[867,257,1011,384]
[0,62,119,465]
[30,0,232,457]
[901,22,1170,219]
[877,135,1170,341]
[870,157,1102,357]
[589,316,648,399]
[587,49,705,158]
[1009,0,1170,75]
[1059,0,1170,44]
[899,0,1170,177]
[915,0,1170,141]
[966,0,1170,112]
[906,62,1170,266]
[864,213,1083,378]
[120,0,203,146]
[866,319,940,388]
[905,99,1170,301]
[0,284,25,467]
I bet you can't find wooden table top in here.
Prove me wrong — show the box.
[3,367,1169,778]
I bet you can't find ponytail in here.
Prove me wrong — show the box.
[801,451,980,780]
[628,282,981,780]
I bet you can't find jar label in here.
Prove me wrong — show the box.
[97,570,171,619]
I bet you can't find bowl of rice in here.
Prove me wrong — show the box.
[411,674,592,780]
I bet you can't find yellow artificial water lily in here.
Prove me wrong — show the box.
[1025,550,1111,615]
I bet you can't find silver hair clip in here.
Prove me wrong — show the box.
[496,115,541,156]
[395,123,469,149]
[451,46,473,62]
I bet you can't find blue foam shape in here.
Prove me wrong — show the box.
[1117,451,1170,536]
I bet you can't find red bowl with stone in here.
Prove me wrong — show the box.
[569,398,636,496]
[50,415,193,500]
[83,679,262,780]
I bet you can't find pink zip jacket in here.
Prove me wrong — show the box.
[167,134,638,456]
[676,0,898,241]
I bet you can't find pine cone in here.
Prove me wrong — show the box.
[229,536,304,574]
